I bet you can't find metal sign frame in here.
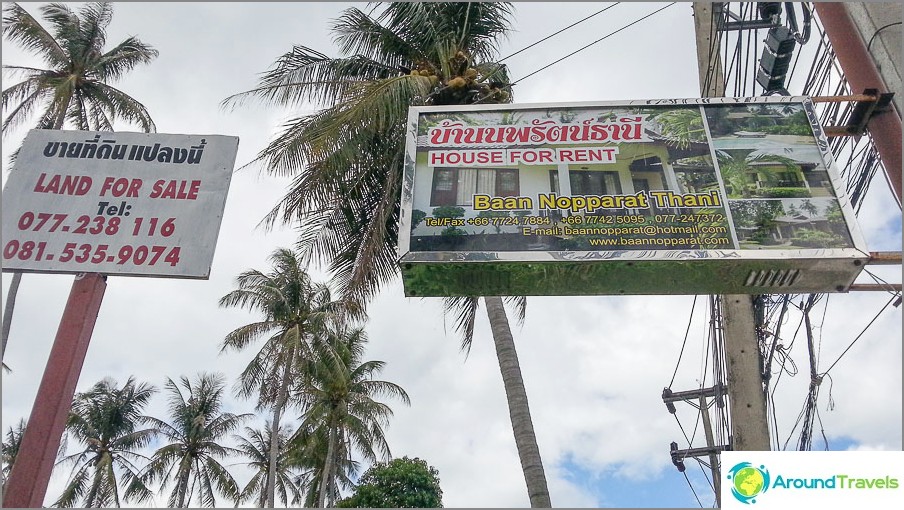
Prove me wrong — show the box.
[398,96,869,296]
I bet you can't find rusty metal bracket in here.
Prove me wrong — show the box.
[819,88,896,137]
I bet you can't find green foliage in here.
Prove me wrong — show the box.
[729,200,783,229]
[431,205,465,219]
[411,209,428,230]
[53,377,158,508]
[761,123,812,136]
[337,457,443,508]
[1,418,25,492]
[440,226,467,236]
[790,228,845,248]
[289,325,410,507]
[222,3,515,302]
[752,187,812,199]
[140,373,250,508]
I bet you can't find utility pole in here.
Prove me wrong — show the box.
[691,2,771,454]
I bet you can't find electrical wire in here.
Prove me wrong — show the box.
[511,2,677,86]
[865,21,901,52]
[498,3,621,64]
[820,294,900,376]
[669,295,698,388]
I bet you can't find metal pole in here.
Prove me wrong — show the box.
[814,2,902,208]
[699,396,721,507]
[2,273,106,508]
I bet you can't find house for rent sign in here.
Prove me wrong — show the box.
[1,129,238,279]
[397,97,871,297]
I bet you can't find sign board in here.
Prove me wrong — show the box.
[1,130,238,279]
[398,97,870,296]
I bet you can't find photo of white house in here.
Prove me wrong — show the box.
[407,105,730,251]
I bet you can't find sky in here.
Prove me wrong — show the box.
[1,2,902,509]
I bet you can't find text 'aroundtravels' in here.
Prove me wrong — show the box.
[473,190,723,214]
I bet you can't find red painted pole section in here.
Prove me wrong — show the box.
[2,273,106,508]
[815,2,903,208]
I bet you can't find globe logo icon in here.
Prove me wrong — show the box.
[726,462,770,504]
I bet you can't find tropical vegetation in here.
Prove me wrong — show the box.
[0,1,158,370]
[137,373,249,508]
[1,419,27,495]
[219,247,356,507]
[336,456,443,508]
[233,423,303,507]
[53,377,157,508]
[223,4,552,505]
[290,322,410,507]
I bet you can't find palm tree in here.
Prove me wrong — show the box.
[219,247,356,507]
[223,5,552,506]
[290,324,409,508]
[1,1,158,364]
[287,424,359,508]
[139,373,249,508]
[1,419,27,494]
[443,295,550,506]
[52,376,157,508]
[233,423,303,507]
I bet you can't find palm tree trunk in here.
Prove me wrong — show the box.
[267,346,295,508]
[484,296,551,508]
[1,272,21,361]
[317,423,337,508]
[2,111,68,362]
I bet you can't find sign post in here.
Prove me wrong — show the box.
[1,129,238,507]
[2,273,105,508]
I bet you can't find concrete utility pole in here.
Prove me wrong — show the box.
[691,2,772,452]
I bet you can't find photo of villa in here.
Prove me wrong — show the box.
[704,103,838,199]
[728,197,855,250]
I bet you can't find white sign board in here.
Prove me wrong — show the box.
[1,130,238,279]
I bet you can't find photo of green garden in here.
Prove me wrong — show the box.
[727,197,854,249]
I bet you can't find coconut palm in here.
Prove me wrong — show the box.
[287,420,359,507]
[223,4,552,506]
[221,2,513,302]
[1,2,157,135]
[233,423,303,507]
[1,1,158,365]
[1,418,27,494]
[219,247,356,507]
[443,295,551,506]
[290,324,409,508]
[139,373,249,508]
[51,377,157,508]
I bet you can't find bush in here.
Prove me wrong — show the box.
[790,228,844,248]
[411,209,427,230]
[753,187,811,199]
[432,205,465,219]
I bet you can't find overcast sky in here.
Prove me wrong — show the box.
[1,2,901,508]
